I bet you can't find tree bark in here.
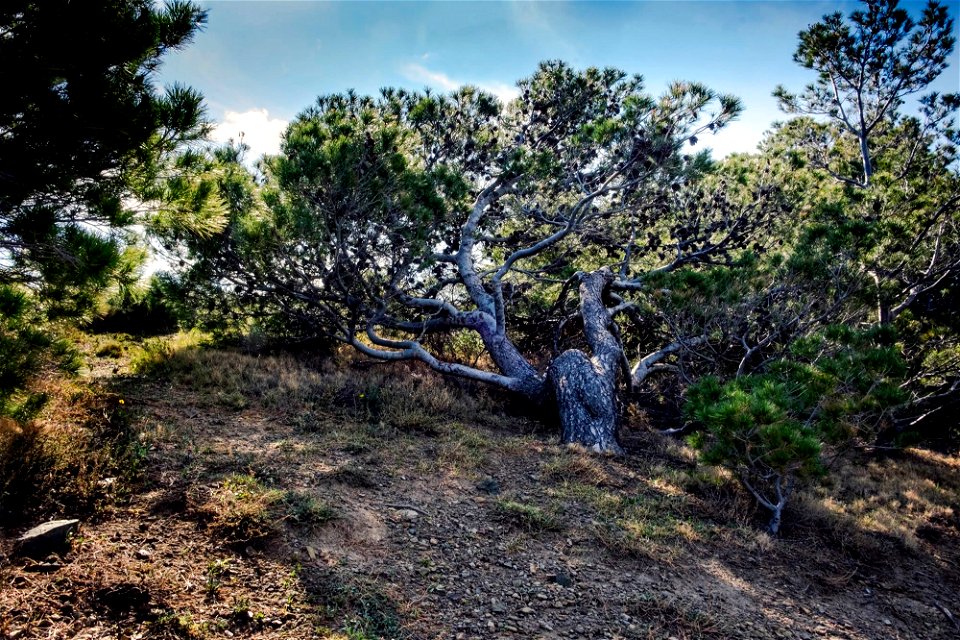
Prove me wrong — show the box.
[548,269,625,454]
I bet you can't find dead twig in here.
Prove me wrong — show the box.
[935,602,960,632]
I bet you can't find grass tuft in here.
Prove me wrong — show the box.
[0,389,146,526]
[194,473,284,544]
[495,499,563,533]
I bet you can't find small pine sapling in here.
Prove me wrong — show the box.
[685,325,905,533]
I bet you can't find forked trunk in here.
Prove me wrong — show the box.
[548,269,625,455]
[549,349,622,453]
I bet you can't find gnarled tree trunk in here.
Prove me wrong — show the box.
[548,269,625,454]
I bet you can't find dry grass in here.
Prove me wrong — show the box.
[130,334,516,437]
[4,333,960,639]
[192,473,286,545]
[0,385,146,526]
[790,448,960,562]
[626,591,732,639]
[542,446,615,486]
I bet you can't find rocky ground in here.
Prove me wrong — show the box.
[2,337,959,639]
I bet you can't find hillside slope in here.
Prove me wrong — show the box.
[2,336,959,639]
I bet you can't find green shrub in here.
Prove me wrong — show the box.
[685,326,906,533]
[0,285,80,421]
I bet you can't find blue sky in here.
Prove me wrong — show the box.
[157,0,960,161]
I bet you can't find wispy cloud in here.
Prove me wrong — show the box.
[210,108,289,162]
[402,63,459,92]
[401,63,520,103]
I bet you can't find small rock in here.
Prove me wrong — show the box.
[883,619,892,626]
[491,599,507,613]
[306,546,318,560]
[399,509,420,521]
[520,606,535,614]
[14,519,80,559]
[552,571,573,588]
[476,478,501,495]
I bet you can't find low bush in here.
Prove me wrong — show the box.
[685,326,907,534]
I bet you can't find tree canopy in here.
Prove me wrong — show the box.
[0,0,209,419]
[0,0,208,296]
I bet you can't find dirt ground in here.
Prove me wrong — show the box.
[2,339,959,639]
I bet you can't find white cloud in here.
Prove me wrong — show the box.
[402,63,459,91]
[401,63,520,104]
[210,108,288,163]
[477,82,521,104]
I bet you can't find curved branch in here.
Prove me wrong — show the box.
[631,335,706,388]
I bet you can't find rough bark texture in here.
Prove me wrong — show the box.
[548,269,624,454]
[549,350,622,454]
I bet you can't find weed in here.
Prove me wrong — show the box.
[432,423,492,472]
[129,331,210,377]
[301,567,407,639]
[150,610,208,638]
[495,499,563,533]
[338,580,405,640]
[95,340,124,358]
[283,490,339,527]
[542,449,613,486]
[204,558,231,600]
[197,473,284,544]
[230,595,251,620]
[280,562,304,610]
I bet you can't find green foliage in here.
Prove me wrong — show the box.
[1,0,209,295]
[0,286,81,421]
[773,0,957,186]
[162,61,743,359]
[90,274,182,336]
[761,0,960,449]
[686,326,907,528]
[0,0,209,428]
[686,376,824,479]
